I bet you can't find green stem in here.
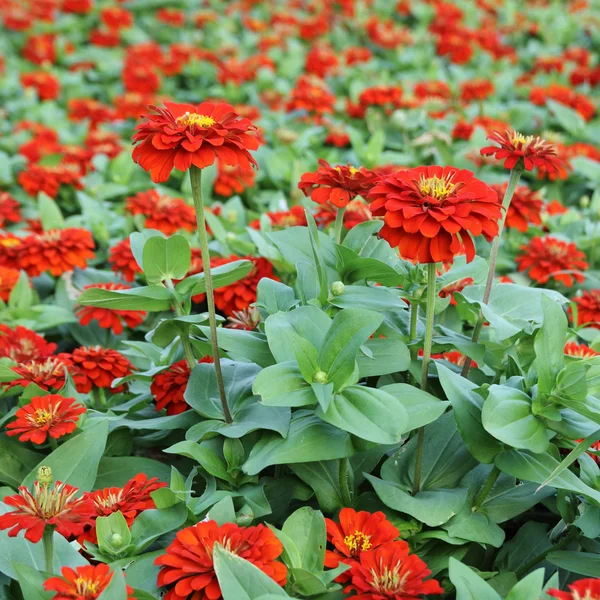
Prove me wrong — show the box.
[43,526,54,573]
[408,299,419,385]
[412,263,437,495]
[190,166,232,424]
[339,457,352,507]
[461,166,523,378]
[334,207,346,244]
[166,279,197,371]
[472,465,500,511]
[48,438,58,452]
[515,529,578,578]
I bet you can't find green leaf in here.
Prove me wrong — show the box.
[482,385,550,453]
[14,563,53,600]
[150,313,210,347]
[289,462,342,513]
[547,99,585,135]
[243,412,354,475]
[110,551,162,594]
[213,545,290,600]
[281,507,326,572]
[38,192,64,230]
[129,230,166,271]
[142,235,191,283]
[97,567,128,600]
[164,441,233,483]
[342,220,383,253]
[77,285,172,311]
[129,502,187,553]
[208,496,237,525]
[317,309,383,390]
[534,295,567,397]
[95,457,170,488]
[8,271,33,310]
[200,326,274,368]
[253,362,316,407]
[505,569,545,600]
[176,260,253,296]
[317,385,407,444]
[0,437,43,487]
[443,507,505,547]
[256,279,298,315]
[449,558,502,600]
[356,338,410,378]
[546,551,600,577]
[329,284,404,310]
[23,420,108,491]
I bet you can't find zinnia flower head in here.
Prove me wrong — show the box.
[132,101,259,183]
[547,577,600,600]
[298,160,378,209]
[108,238,142,282]
[5,356,73,392]
[70,346,135,393]
[0,191,21,227]
[226,307,261,330]
[155,520,287,600]
[44,564,136,600]
[368,166,501,263]
[344,541,443,599]
[75,283,147,334]
[491,183,543,233]
[249,206,307,230]
[0,266,20,301]
[516,236,588,287]
[0,470,95,542]
[570,290,600,329]
[480,130,564,175]
[0,324,57,362]
[6,394,86,445]
[125,189,197,234]
[565,341,600,359]
[315,199,373,231]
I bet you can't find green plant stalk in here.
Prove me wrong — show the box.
[472,465,501,511]
[165,279,197,371]
[334,207,346,244]
[408,299,419,386]
[43,526,54,573]
[190,166,233,424]
[339,457,353,507]
[412,262,437,495]
[48,438,58,452]
[515,528,578,577]
[461,165,523,378]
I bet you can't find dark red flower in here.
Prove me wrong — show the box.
[548,578,600,600]
[491,183,543,233]
[516,236,588,287]
[344,541,443,599]
[0,192,21,227]
[480,130,565,175]
[6,394,85,445]
[368,166,501,263]
[132,102,259,183]
[570,290,600,329]
[70,346,135,393]
[0,325,56,362]
[299,160,377,209]
[108,238,142,282]
[44,564,136,600]
[565,342,600,359]
[155,520,287,600]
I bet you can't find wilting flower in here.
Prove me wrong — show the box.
[155,520,287,600]
[480,130,564,175]
[0,474,95,542]
[44,564,136,600]
[132,101,259,183]
[75,283,147,334]
[515,237,588,287]
[344,541,443,599]
[5,356,73,392]
[0,266,20,301]
[325,508,400,580]
[0,324,57,362]
[564,342,600,359]
[298,160,377,209]
[226,307,261,330]
[70,346,135,393]
[125,189,197,234]
[108,238,142,282]
[6,394,85,445]
[368,166,501,263]
[570,290,600,329]
[547,577,600,600]
[150,357,213,415]
[17,229,95,277]
[0,191,21,227]
[491,183,543,233]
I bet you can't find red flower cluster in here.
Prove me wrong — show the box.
[70,346,135,393]
[491,183,543,232]
[125,189,197,235]
[44,564,136,600]
[368,166,501,263]
[21,71,60,100]
[530,84,596,121]
[285,76,336,120]
[0,191,21,227]
[570,290,600,329]
[0,325,57,362]
[18,163,84,198]
[108,238,142,282]
[250,206,307,230]
[214,162,256,197]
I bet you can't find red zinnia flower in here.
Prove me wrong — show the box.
[285,76,336,120]
[6,394,86,445]
[108,238,142,282]
[515,236,588,287]
[75,283,147,334]
[155,520,287,600]
[132,101,259,183]
[564,342,600,359]
[22,33,56,65]
[368,166,501,263]
[226,307,261,330]
[459,79,494,102]
[70,346,135,393]
[315,199,373,231]
[0,478,95,543]
[299,160,377,209]
[571,290,600,329]
[214,162,256,197]
[480,130,564,175]
[439,277,474,305]
[344,541,443,599]
[491,183,543,233]
[0,266,20,301]
[5,356,73,392]
[545,200,568,215]
[44,564,136,600]
[125,189,197,235]
[0,191,21,227]
[437,350,478,369]
[17,228,95,277]
[150,357,213,415]
[250,206,307,230]
[325,508,400,578]
[18,164,84,199]
[548,577,600,600]
[0,324,56,362]
[68,98,114,129]
[21,71,60,101]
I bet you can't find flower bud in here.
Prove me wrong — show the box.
[331,281,345,296]
[110,533,124,548]
[313,370,328,384]
[580,195,590,208]
[37,466,53,486]
[225,231,236,241]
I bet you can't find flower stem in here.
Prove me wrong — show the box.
[472,465,500,511]
[408,299,419,385]
[412,262,437,495]
[461,165,523,378]
[515,528,578,578]
[166,279,197,371]
[189,166,232,424]
[48,438,58,452]
[339,457,352,507]
[334,207,346,244]
[43,526,54,573]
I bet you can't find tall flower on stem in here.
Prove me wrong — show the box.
[133,102,260,424]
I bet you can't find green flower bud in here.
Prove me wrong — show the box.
[580,196,590,208]
[37,466,53,486]
[110,533,124,548]
[225,231,236,241]
[313,370,328,384]
[331,281,345,296]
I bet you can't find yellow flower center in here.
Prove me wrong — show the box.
[344,530,372,555]
[34,409,53,426]
[418,175,456,201]
[510,131,534,148]
[74,577,99,595]
[371,564,410,594]
[0,238,20,247]
[176,112,215,128]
